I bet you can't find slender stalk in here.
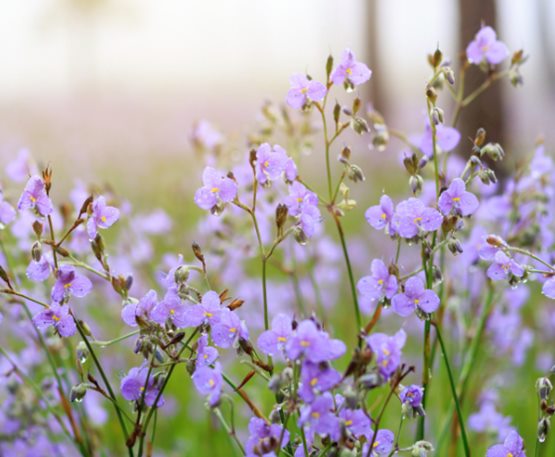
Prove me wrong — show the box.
[214,407,245,456]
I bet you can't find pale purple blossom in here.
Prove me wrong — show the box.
[33,303,76,337]
[466,26,509,65]
[487,251,524,281]
[357,259,398,312]
[194,167,237,211]
[391,276,440,316]
[331,49,372,87]
[392,198,443,238]
[51,265,93,303]
[192,362,222,406]
[17,176,53,217]
[286,74,327,109]
[438,178,479,216]
[365,195,395,233]
[367,329,406,378]
[86,196,120,239]
[486,430,526,457]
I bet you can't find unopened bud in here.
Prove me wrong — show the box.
[333,102,341,124]
[359,372,382,390]
[432,107,444,125]
[448,238,463,256]
[294,227,308,246]
[537,377,553,401]
[444,67,455,85]
[348,164,365,183]
[409,175,424,195]
[538,417,551,443]
[174,265,190,284]
[339,146,351,164]
[70,383,89,403]
[350,116,370,135]
[426,87,437,104]
[31,241,42,262]
[275,204,288,236]
[474,128,487,147]
[76,341,89,364]
[411,440,434,457]
[481,142,505,161]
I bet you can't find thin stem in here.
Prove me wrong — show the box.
[47,214,59,271]
[91,330,141,347]
[213,408,245,456]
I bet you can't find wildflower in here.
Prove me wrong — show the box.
[33,302,76,337]
[192,362,222,406]
[120,364,164,407]
[196,333,219,367]
[286,74,327,109]
[121,289,158,327]
[191,120,223,150]
[486,430,526,457]
[366,329,406,378]
[400,384,424,408]
[255,143,291,185]
[357,259,398,310]
[245,417,289,457]
[298,361,341,403]
[362,429,394,456]
[391,276,440,317]
[286,319,346,363]
[298,392,341,442]
[86,196,120,239]
[438,178,479,216]
[486,251,524,281]
[26,256,51,282]
[17,176,53,217]
[210,308,248,348]
[6,148,36,182]
[51,265,92,303]
[150,294,189,327]
[181,290,223,328]
[392,198,443,239]
[257,313,294,357]
[416,122,461,159]
[541,277,555,299]
[283,181,321,238]
[194,167,237,213]
[365,195,395,233]
[331,49,372,87]
[468,399,513,439]
[338,408,372,439]
[466,26,509,65]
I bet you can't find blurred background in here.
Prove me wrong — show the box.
[0,0,554,188]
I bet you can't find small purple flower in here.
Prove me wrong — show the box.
[192,362,222,406]
[338,408,371,439]
[298,393,340,442]
[478,234,508,261]
[286,319,346,363]
[194,167,237,212]
[255,143,290,185]
[283,182,321,238]
[33,303,76,337]
[150,294,189,327]
[357,259,398,311]
[181,290,223,328]
[51,265,93,303]
[298,361,341,403]
[0,194,15,225]
[365,195,395,233]
[367,329,406,378]
[468,400,513,439]
[331,49,372,87]
[542,277,555,299]
[392,198,443,239]
[362,429,394,456]
[6,148,36,182]
[210,309,248,348]
[487,251,524,281]
[486,430,526,457]
[17,176,53,217]
[466,26,509,65]
[257,313,294,357]
[245,417,289,457]
[191,120,223,150]
[438,178,479,216]
[417,123,461,158]
[86,196,120,239]
[400,384,424,408]
[120,364,164,407]
[121,289,158,327]
[26,256,51,282]
[286,74,327,110]
[196,333,219,367]
[391,276,440,317]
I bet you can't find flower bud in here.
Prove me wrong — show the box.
[448,238,463,256]
[326,54,334,78]
[432,107,444,125]
[426,87,437,104]
[339,146,351,164]
[538,417,551,443]
[537,377,553,401]
[474,128,487,147]
[32,220,43,238]
[403,153,419,175]
[348,164,365,183]
[444,67,455,85]
[174,265,190,284]
[31,241,42,262]
[371,125,389,151]
[409,175,424,195]
[294,227,308,246]
[411,441,434,457]
[76,341,89,364]
[359,372,382,390]
[480,142,505,161]
[70,383,89,403]
[350,116,370,135]
[333,102,341,124]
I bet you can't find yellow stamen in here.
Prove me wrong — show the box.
[208,379,215,387]
[310,377,318,387]
[346,68,353,75]
[229,327,237,333]
[64,283,71,289]
[101,215,107,223]
[452,197,461,202]
[414,298,420,305]
[373,441,380,448]
[300,87,308,94]
[300,340,310,347]
[382,348,390,356]
[377,279,384,285]
[170,309,175,315]
[413,216,423,223]
[204,312,213,318]
[345,419,353,426]
[30,196,36,203]
[264,160,270,168]
[380,213,386,219]
[277,336,287,342]
[311,412,320,419]
[210,187,219,193]
[52,315,60,322]
[139,386,145,392]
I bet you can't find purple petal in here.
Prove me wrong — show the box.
[391,293,415,317]
[542,278,555,299]
[418,290,440,313]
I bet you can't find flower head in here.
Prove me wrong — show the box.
[245,417,289,457]
[357,259,398,312]
[331,49,372,87]
[33,303,76,337]
[86,196,120,239]
[366,329,406,378]
[486,430,526,457]
[121,364,164,407]
[400,384,424,408]
[255,143,292,185]
[121,289,158,327]
[417,123,461,158]
[257,313,294,357]
[298,361,341,403]
[283,181,321,238]
[192,363,222,406]
[17,176,53,217]
[286,319,346,363]
[286,74,326,109]
[487,251,524,281]
[391,276,440,317]
[51,265,93,303]
[438,178,479,216]
[362,429,394,456]
[196,333,219,367]
[365,195,395,233]
[298,392,341,442]
[467,26,509,65]
[392,198,443,239]
[194,167,237,213]
[210,308,248,348]
[150,293,189,327]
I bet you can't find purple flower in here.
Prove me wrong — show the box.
[362,429,394,456]
[417,123,461,158]
[6,148,36,182]
[286,74,327,110]
[392,198,443,239]
[121,364,164,407]
[298,393,340,442]
[210,309,248,348]
[191,120,222,150]
[150,294,189,327]
[487,251,524,281]
[338,408,371,439]
[17,176,53,217]
[283,182,321,238]
[0,194,15,225]
[121,289,158,327]
[400,384,424,408]
[194,167,237,212]
[468,400,513,439]
[245,417,289,457]
[286,319,346,363]
[331,49,372,87]
[33,303,76,337]
[391,276,440,317]
[298,361,341,403]
[51,265,93,303]
[365,195,395,233]
[196,333,219,367]
[255,143,290,185]
[438,178,479,216]
[192,362,222,406]
[466,26,509,65]
[26,256,51,282]
[181,290,223,328]
[542,277,555,299]
[86,196,120,239]
[257,313,294,357]
[486,430,526,457]
[366,329,406,378]
[357,259,398,312]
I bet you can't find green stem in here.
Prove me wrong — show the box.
[213,407,245,456]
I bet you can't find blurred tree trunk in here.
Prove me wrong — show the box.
[457,0,506,148]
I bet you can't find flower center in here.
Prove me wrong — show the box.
[297,197,303,203]
[373,441,380,448]
[300,87,308,94]
[229,327,237,333]
[210,187,219,193]
[346,68,353,75]
[101,215,107,223]
[345,419,353,426]
[64,283,72,289]
[204,312,213,318]
[139,386,145,392]
[380,213,386,219]
[30,195,36,203]
[382,348,390,356]
[300,340,310,347]
[413,216,423,223]
[264,160,270,168]
[170,309,175,315]
[310,377,318,387]
[277,336,287,342]
[414,298,420,305]
[208,379,215,387]
[311,412,320,419]
[377,279,384,285]
[52,315,60,322]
